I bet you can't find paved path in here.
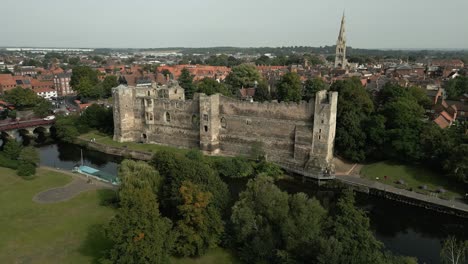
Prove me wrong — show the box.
[33,167,116,204]
[336,175,468,214]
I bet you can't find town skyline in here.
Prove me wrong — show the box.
[2,0,467,50]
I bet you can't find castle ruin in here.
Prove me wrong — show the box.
[113,81,338,179]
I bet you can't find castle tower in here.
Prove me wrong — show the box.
[113,85,138,142]
[199,93,221,154]
[334,13,348,68]
[306,90,338,177]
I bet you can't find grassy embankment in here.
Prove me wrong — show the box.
[360,161,465,200]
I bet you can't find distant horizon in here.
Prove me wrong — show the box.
[1,45,467,52]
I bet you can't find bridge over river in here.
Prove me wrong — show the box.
[0,119,55,140]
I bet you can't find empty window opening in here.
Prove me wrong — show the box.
[318,135,321,140]
[147,91,150,96]
[319,129,322,133]
[204,126,208,132]
[321,119,324,124]
[203,114,209,121]
[220,117,227,129]
[142,134,147,139]
[165,112,171,122]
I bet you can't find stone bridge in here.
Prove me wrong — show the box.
[0,119,55,140]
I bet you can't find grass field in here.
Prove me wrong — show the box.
[0,167,116,264]
[0,166,238,263]
[80,131,189,155]
[360,161,464,200]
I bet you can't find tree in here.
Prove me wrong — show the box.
[3,140,22,160]
[224,64,261,93]
[33,98,52,117]
[440,236,467,264]
[231,175,326,263]
[80,104,114,134]
[443,144,468,183]
[70,66,100,98]
[105,168,173,264]
[318,190,387,264]
[119,159,163,196]
[196,78,231,96]
[173,181,224,257]
[276,72,302,102]
[3,87,41,109]
[17,160,36,177]
[101,75,119,98]
[331,78,374,162]
[214,156,254,178]
[253,79,271,102]
[19,146,39,166]
[54,115,83,142]
[303,77,328,101]
[445,76,468,100]
[178,68,196,99]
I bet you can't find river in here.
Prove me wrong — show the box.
[36,142,468,264]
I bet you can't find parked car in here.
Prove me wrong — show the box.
[43,115,55,121]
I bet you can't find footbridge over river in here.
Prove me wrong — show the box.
[0,119,55,140]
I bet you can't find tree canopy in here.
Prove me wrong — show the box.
[276,72,303,103]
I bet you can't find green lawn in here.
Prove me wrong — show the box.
[360,161,464,200]
[80,131,189,155]
[0,167,116,264]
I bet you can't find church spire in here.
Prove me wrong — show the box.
[335,12,348,68]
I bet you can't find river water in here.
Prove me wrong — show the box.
[36,142,468,264]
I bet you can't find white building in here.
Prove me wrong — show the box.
[36,87,57,100]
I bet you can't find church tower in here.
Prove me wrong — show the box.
[334,13,348,68]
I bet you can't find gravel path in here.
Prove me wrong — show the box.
[33,167,116,204]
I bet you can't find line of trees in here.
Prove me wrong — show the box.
[331,78,467,183]
[70,66,118,99]
[100,150,416,264]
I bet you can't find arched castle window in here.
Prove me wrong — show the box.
[220,117,227,129]
[147,91,151,96]
[165,112,171,122]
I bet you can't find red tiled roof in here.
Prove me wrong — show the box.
[35,87,55,93]
[434,115,450,129]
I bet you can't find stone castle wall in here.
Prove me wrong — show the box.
[113,84,338,178]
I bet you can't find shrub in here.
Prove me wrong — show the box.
[0,154,19,169]
[17,161,36,177]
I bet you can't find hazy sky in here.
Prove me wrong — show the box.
[1,0,467,49]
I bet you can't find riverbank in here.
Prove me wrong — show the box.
[75,131,468,218]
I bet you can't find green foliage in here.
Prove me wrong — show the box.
[231,175,326,263]
[101,75,119,98]
[253,79,271,102]
[445,76,468,99]
[119,159,163,196]
[54,115,84,142]
[178,68,196,99]
[105,166,174,264]
[173,181,224,257]
[80,104,114,134]
[317,190,387,264]
[3,140,22,160]
[214,157,254,178]
[70,66,100,98]
[204,54,241,67]
[276,72,303,103]
[0,154,19,169]
[331,78,374,162]
[303,77,328,101]
[196,78,231,96]
[254,160,284,179]
[443,144,468,183]
[17,160,36,177]
[3,87,41,109]
[224,64,261,92]
[19,146,39,167]
[33,98,52,117]
[151,150,229,215]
